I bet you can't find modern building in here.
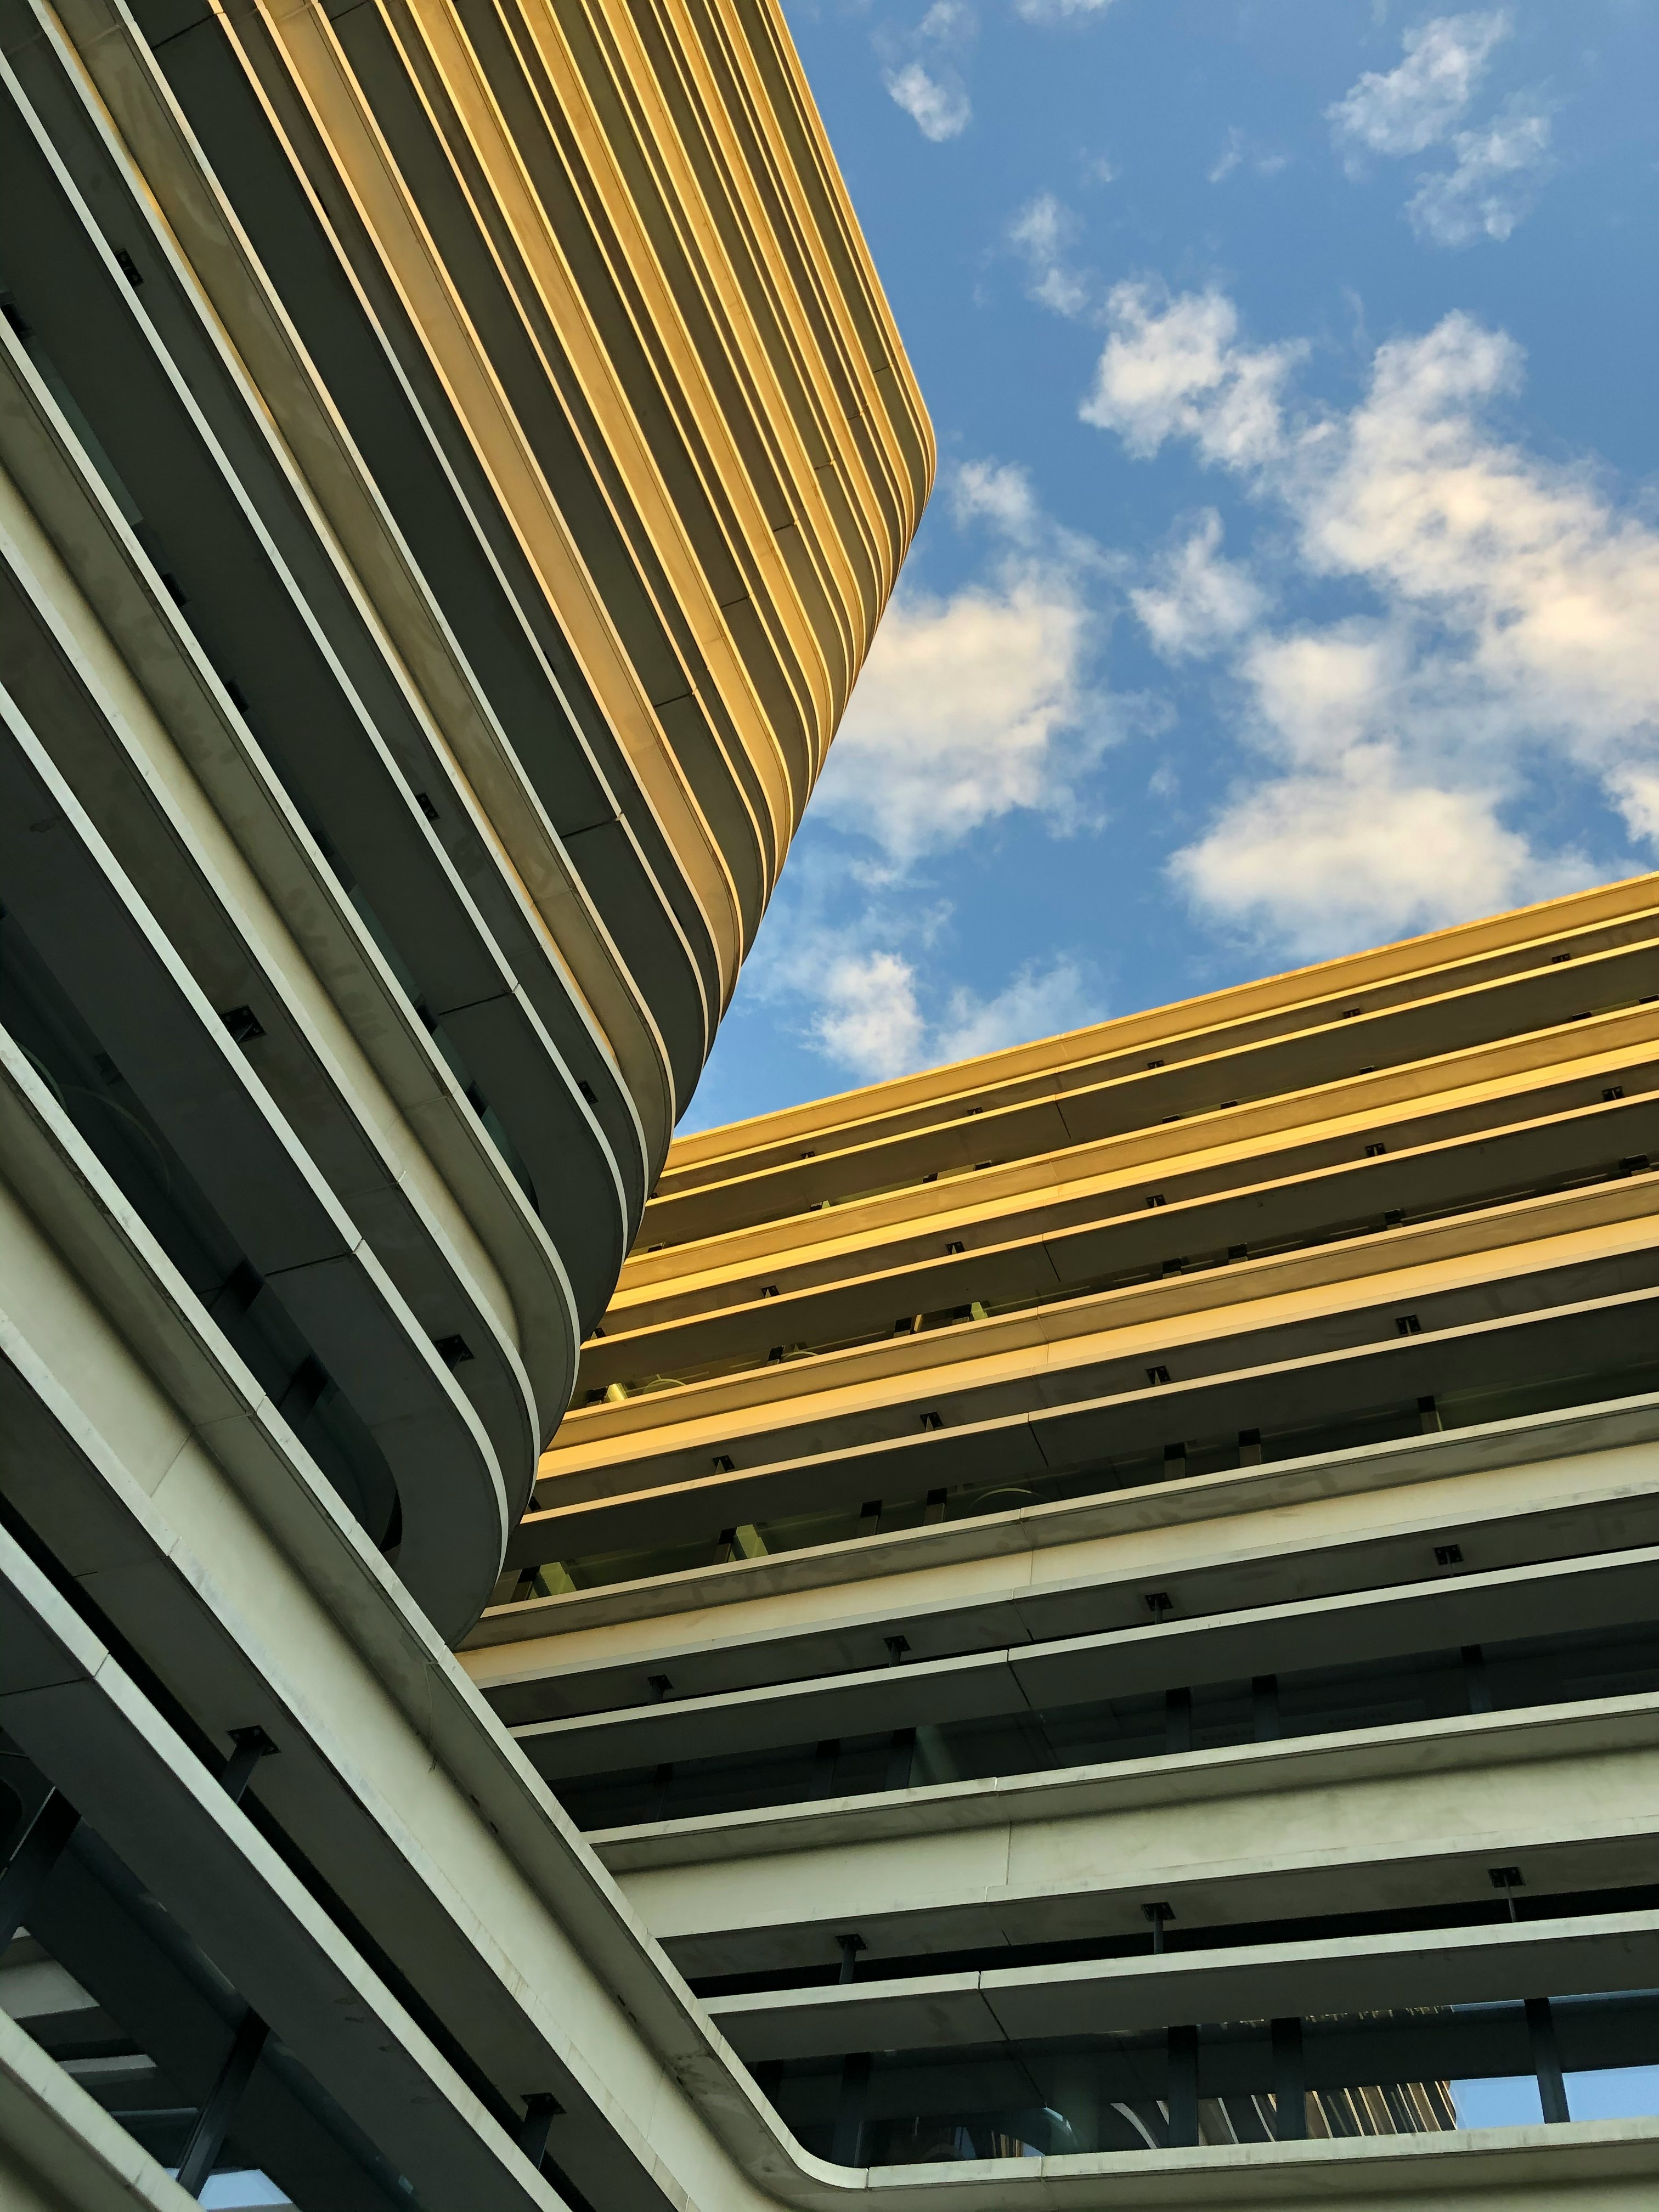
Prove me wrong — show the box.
[0,0,930,2199]
[474,872,1659,2197]
[2,1,1657,2209]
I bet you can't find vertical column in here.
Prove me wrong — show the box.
[218,1726,276,1803]
[1526,1997,1570,2124]
[1271,2017,1306,2141]
[883,1728,916,1791]
[176,2011,269,2198]
[1166,2024,1199,2148]
[1165,1686,1193,1754]
[809,1739,841,1799]
[1252,1674,1280,1742]
[831,2052,871,2166]
[516,2093,561,2170]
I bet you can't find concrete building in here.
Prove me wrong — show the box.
[473,874,1659,2201]
[1,0,1657,2204]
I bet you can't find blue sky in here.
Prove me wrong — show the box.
[683,1,1659,1130]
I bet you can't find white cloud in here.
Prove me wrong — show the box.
[1131,511,1266,660]
[1080,282,1304,467]
[934,958,1101,1060]
[917,3,969,40]
[733,465,1121,1087]
[952,455,1045,536]
[814,461,1113,861]
[1169,766,1558,957]
[816,573,1092,856]
[883,60,970,140]
[809,950,927,1079]
[1015,0,1121,22]
[1293,312,1659,765]
[1608,768,1659,852]
[1328,11,1509,160]
[1407,109,1552,245]
[800,945,1102,1083]
[1237,624,1406,764]
[1084,285,1658,953]
[1007,193,1091,317]
[1209,126,1290,184]
[1327,13,1551,249]
[1209,129,1244,183]
[881,1,974,140]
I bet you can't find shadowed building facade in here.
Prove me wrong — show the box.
[473,875,1659,2198]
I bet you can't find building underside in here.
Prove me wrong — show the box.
[0,0,1656,2204]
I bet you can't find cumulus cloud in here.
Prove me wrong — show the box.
[1131,511,1266,660]
[731,465,1123,1086]
[1327,13,1551,248]
[1292,312,1659,761]
[1007,193,1092,317]
[1328,12,1509,160]
[1084,285,1656,953]
[815,573,1093,857]
[1407,109,1553,245]
[1080,282,1304,467]
[1169,770,1549,957]
[809,950,927,1079]
[883,60,970,140]
[813,460,1115,861]
[881,2,973,141]
[800,947,1101,1082]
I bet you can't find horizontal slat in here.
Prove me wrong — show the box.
[706,1908,1659,2058]
[617,1696,1659,1973]
[488,1424,1659,1717]
[509,1543,1659,1770]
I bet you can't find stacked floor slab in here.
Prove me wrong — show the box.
[476,874,1659,2200]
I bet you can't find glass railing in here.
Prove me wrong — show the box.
[754,1988,1659,2165]
[552,1615,1659,1832]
